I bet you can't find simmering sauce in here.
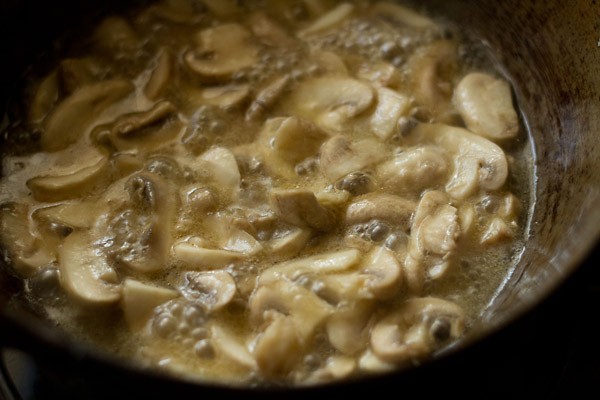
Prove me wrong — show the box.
[0,0,532,387]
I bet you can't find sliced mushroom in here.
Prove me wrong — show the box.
[222,227,263,256]
[253,311,304,377]
[32,201,106,232]
[405,191,460,292]
[480,217,514,245]
[250,279,335,340]
[200,146,241,194]
[377,146,450,197]
[357,61,402,89]
[268,228,312,258]
[453,72,519,140]
[284,77,374,132]
[190,85,250,108]
[121,279,179,330]
[27,155,109,202]
[371,2,436,29]
[42,80,134,151]
[59,58,102,94]
[370,87,410,140]
[360,245,403,299]
[182,270,237,312]
[319,135,386,182]
[185,23,259,79]
[303,355,358,385]
[144,49,173,101]
[297,3,355,38]
[345,193,416,230]
[258,116,329,178]
[172,242,245,269]
[246,75,290,121]
[29,70,59,123]
[370,297,465,364]
[406,40,458,121]
[58,230,121,304]
[326,299,374,355]
[312,50,349,75]
[412,123,509,199]
[249,11,296,47]
[259,248,362,286]
[211,324,257,370]
[269,188,336,232]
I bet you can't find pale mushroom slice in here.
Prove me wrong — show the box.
[258,116,329,179]
[253,311,304,377]
[480,217,515,245]
[172,242,245,269]
[312,50,349,75]
[297,2,355,38]
[246,75,290,121]
[200,146,241,197]
[58,230,121,304]
[301,355,358,385]
[121,279,179,331]
[181,270,237,312]
[42,80,134,151]
[188,85,250,109]
[284,77,374,132]
[112,172,178,273]
[345,193,416,230]
[370,297,465,365]
[269,188,337,232]
[376,146,450,197]
[267,228,313,258]
[406,40,459,121]
[325,299,374,355]
[210,324,257,371]
[360,245,403,300]
[371,2,436,29]
[411,123,509,199]
[319,135,386,183]
[405,191,460,293]
[248,11,296,47]
[453,72,519,140]
[184,23,259,79]
[144,49,173,101]
[370,87,411,140]
[26,155,109,202]
[28,70,59,123]
[258,248,362,286]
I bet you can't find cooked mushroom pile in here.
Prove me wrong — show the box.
[0,0,530,387]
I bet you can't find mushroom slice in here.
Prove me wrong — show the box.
[326,299,374,355]
[200,146,241,194]
[303,355,358,385]
[297,3,355,38]
[121,279,179,331]
[360,245,402,300]
[193,85,250,108]
[412,123,509,199]
[58,230,121,304]
[116,173,177,273]
[285,77,374,132]
[28,70,59,123]
[405,191,460,292]
[27,156,109,202]
[357,61,402,89]
[33,201,105,231]
[345,193,416,230]
[173,242,245,269]
[320,135,386,182]
[250,280,334,340]
[269,188,336,232]
[182,270,237,312]
[42,80,134,151]
[222,227,263,256]
[370,297,465,364]
[406,40,458,120]
[371,2,436,29]
[253,312,304,377]
[377,146,450,196]
[211,324,257,370]
[144,49,173,101]
[246,75,290,121]
[258,116,329,178]
[453,72,519,140]
[268,228,312,258]
[184,23,259,79]
[370,87,410,140]
[480,217,514,245]
[259,248,362,286]
[249,11,296,47]
[312,50,349,75]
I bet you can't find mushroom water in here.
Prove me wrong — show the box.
[0,0,531,387]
